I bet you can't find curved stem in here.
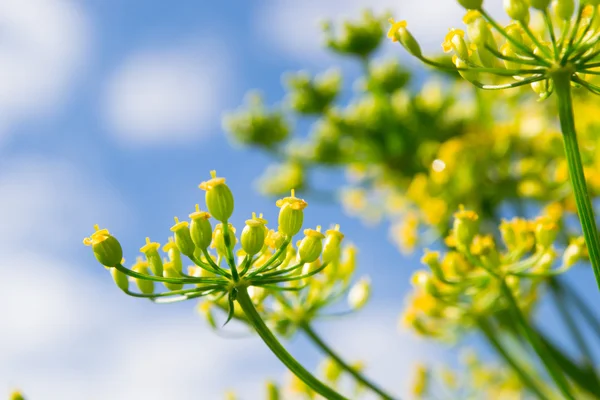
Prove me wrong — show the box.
[554,73,600,291]
[300,323,398,400]
[477,317,550,400]
[235,287,348,400]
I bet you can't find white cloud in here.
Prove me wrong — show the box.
[104,43,231,146]
[0,156,126,250]
[255,0,504,61]
[0,0,88,143]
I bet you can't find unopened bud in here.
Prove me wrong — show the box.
[213,223,237,257]
[458,0,484,9]
[388,19,422,57]
[163,261,183,291]
[504,0,530,22]
[298,226,325,263]
[443,29,470,60]
[241,213,267,255]
[199,170,234,222]
[132,258,154,294]
[111,266,129,292]
[276,189,307,237]
[453,207,480,247]
[189,205,213,249]
[140,237,163,276]
[83,225,123,267]
[322,224,344,263]
[170,217,195,257]
[554,0,575,20]
[530,0,551,9]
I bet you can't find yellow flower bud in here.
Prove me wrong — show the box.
[464,11,490,45]
[170,217,195,257]
[453,56,479,83]
[189,204,213,249]
[298,226,325,263]
[530,0,551,9]
[213,223,237,257]
[504,0,530,22]
[563,238,584,267]
[443,29,470,60]
[421,250,445,280]
[453,206,479,247]
[276,189,307,237]
[348,277,371,310]
[83,225,123,267]
[199,170,234,222]
[554,0,575,20]
[163,237,183,273]
[322,224,345,264]
[111,266,129,292]
[388,19,422,57]
[163,261,183,291]
[535,217,558,248]
[241,213,268,255]
[140,237,163,276]
[458,0,484,9]
[132,258,154,294]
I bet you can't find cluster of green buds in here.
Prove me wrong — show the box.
[83,171,356,325]
[389,0,600,98]
[284,69,342,115]
[322,10,389,59]
[222,92,290,149]
[199,224,370,337]
[402,206,587,339]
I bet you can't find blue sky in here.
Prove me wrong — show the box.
[2,1,599,399]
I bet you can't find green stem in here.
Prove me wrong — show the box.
[554,73,600,291]
[499,280,576,399]
[235,287,348,400]
[300,323,398,400]
[477,317,550,400]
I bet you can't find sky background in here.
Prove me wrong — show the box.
[1,1,599,399]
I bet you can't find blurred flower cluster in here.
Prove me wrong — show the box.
[403,206,586,340]
[223,9,600,255]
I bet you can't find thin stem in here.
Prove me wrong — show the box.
[561,4,585,64]
[222,221,239,281]
[478,9,551,66]
[554,73,600,291]
[200,248,231,277]
[418,56,545,77]
[472,76,545,91]
[520,21,552,60]
[300,323,397,400]
[235,287,348,400]
[484,44,541,66]
[114,263,227,285]
[499,280,575,399]
[543,10,559,59]
[247,238,292,278]
[477,317,550,400]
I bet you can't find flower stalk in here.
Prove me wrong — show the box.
[236,287,348,400]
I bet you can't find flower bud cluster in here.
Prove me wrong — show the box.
[84,172,359,326]
[402,207,586,339]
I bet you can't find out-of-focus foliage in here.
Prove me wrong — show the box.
[223,10,600,255]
